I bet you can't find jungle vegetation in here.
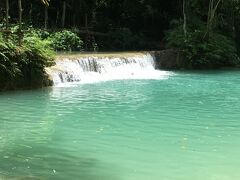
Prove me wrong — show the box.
[1,0,240,90]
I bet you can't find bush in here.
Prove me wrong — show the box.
[48,30,84,51]
[23,31,55,67]
[22,32,55,86]
[0,31,55,90]
[166,25,240,69]
[0,34,21,84]
[35,29,50,39]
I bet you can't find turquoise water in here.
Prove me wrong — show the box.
[0,71,240,180]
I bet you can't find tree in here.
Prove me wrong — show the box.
[204,0,222,40]
[183,0,187,37]
[41,0,50,29]
[62,1,66,28]
[18,0,23,45]
[5,0,9,29]
[41,0,50,6]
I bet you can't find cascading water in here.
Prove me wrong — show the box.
[46,53,172,86]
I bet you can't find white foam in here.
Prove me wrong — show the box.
[47,53,173,86]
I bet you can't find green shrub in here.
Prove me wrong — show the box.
[166,25,240,69]
[0,31,55,90]
[48,30,84,51]
[0,34,21,84]
[34,29,50,39]
[23,31,55,67]
[21,32,55,86]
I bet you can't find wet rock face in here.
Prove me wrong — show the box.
[152,49,180,70]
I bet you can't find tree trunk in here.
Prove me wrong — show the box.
[204,0,214,40]
[18,0,23,28]
[29,3,33,23]
[85,14,88,29]
[6,0,9,29]
[61,1,66,28]
[56,9,59,27]
[18,0,23,46]
[45,6,48,29]
[72,14,76,27]
[85,14,89,50]
[183,0,187,37]
[204,0,222,40]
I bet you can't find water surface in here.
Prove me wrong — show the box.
[0,71,240,180]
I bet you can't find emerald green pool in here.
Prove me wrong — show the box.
[0,71,240,180]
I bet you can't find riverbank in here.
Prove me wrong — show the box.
[2,49,240,91]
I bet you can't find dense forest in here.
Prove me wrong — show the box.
[1,0,240,57]
[1,0,240,89]
[0,0,180,50]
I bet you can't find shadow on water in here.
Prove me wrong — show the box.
[0,121,121,180]
[0,144,121,180]
[0,90,122,180]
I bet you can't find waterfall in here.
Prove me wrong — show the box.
[46,53,172,86]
